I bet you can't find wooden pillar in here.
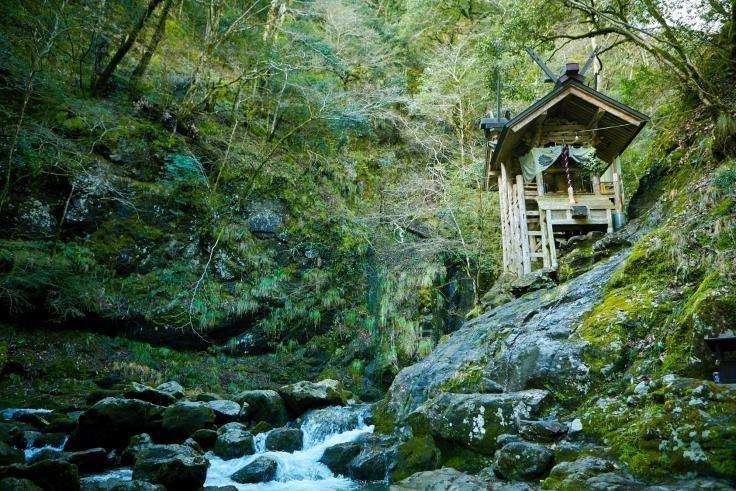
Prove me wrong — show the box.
[546,209,558,269]
[612,172,622,213]
[516,175,531,275]
[606,208,614,233]
[592,176,601,195]
[536,173,551,268]
[498,164,511,272]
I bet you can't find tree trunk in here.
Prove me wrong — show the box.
[92,0,164,95]
[130,0,174,89]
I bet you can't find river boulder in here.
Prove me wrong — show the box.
[213,423,255,459]
[123,383,176,406]
[0,460,79,491]
[190,429,218,450]
[68,398,164,450]
[264,427,302,452]
[493,441,554,481]
[207,400,245,424]
[348,434,397,482]
[122,434,154,465]
[233,390,288,426]
[277,379,347,414]
[155,382,185,400]
[80,478,165,491]
[0,442,24,466]
[131,444,207,490]
[230,456,278,484]
[160,401,215,441]
[319,442,362,476]
[407,390,548,455]
[518,419,567,443]
[390,467,489,490]
[0,477,43,491]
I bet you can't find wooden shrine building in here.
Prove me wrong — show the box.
[481,60,649,276]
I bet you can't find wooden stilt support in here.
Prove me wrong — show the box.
[516,175,531,275]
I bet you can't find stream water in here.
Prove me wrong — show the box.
[6,404,379,490]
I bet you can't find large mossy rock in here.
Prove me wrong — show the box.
[493,441,554,481]
[0,460,80,491]
[155,381,185,399]
[160,401,216,441]
[384,253,629,426]
[123,383,177,406]
[541,456,616,489]
[0,478,42,491]
[264,427,302,452]
[207,400,245,424]
[69,397,164,449]
[407,390,548,455]
[213,423,255,459]
[131,444,208,491]
[233,390,288,426]
[390,467,489,491]
[80,478,165,491]
[319,442,362,476]
[230,456,278,484]
[392,434,441,482]
[277,379,347,414]
[0,442,24,466]
[348,433,397,482]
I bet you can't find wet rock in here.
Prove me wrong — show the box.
[277,379,347,414]
[390,467,489,490]
[646,478,736,490]
[0,478,42,491]
[21,431,66,449]
[510,268,558,297]
[29,448,109,473]
[518,419,567,443]
[190,429,217,450]
[80,478,165,491]
[131,444,207,490]
[392,434,441,482]
[0,442,24,466]
[493,441,554,481]
[231,456,278,484]
[586,472,645,490]
[407,390,549,455]
[207,400,245,424]
[385,252,629,424]
[183,438,203,454]
[250,421,273,435]
[201,487,238,491]
[319,442,361,476]
[69,398,163,450]
[264,427,302,452]
[348,434,397,482]
[213,423,255,459]
[123,383,176,406]
[220,332,271,356]
[155,382,184,400]
[160,401,215,441]
[233,390,287,426]
[194,393,221,402]
[0,460,79,491]
[122,434,154,465]
[542,456,616,489]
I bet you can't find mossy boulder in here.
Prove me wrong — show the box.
[277,379,348,414]
[160,401,216,441]
[231,456,277,484]
[0,460,80,491]
[131,444,208,490]
[233,390,288,426]
[264,427,302,452]
[319,442,361,476]
[391,434,441,481]
[213,423,255,459]
[407,390,548,456]
[541,456,616,490]
[0,442,24,466]
[493,441,554,481]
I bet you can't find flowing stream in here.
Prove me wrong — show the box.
[204,404,374,490]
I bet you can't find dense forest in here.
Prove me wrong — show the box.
[0,0,735,489]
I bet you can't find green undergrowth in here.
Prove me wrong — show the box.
[575,143,736,480]
[0,324,326,409]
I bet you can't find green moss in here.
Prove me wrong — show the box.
[372,399,397,434]
[437,441,492,473]
[392,434,441,481]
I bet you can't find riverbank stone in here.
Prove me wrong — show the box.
[230,456,278,484]
[277,379,347,414]
[233,390,288,426]
[160,401,215,441]
[264,427,302,452]
[131,444,207,490]
[213,423,255,459]
[494,441,554,481]
[69,398,163,450]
